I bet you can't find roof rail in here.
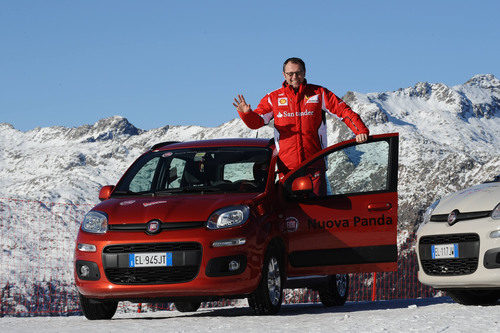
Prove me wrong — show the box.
[150,141,180,151]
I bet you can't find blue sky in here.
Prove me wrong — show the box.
[1,0,499,131]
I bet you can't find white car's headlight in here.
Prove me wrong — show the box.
[492,203,500,220]
[207,205,250,229]
[81,211,108,234]
[422,199,441,225]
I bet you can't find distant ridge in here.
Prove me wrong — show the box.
[0,74,498,234]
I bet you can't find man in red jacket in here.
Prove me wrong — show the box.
[233,57,369,192]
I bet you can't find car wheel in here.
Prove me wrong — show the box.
[79,293,118,320]
[447,290,500,305]
[318,274,349,307]
[248,246,284,315]
[174,301,201,312]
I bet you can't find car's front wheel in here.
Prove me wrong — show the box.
[174,301,201,312]
[79,293,118,320]
[447,289,500,305]
[318,274,349,307]
[248,245,284,315]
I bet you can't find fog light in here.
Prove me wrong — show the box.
[490,230,500,238]
[80,265,90,278]
[76,260,100,280]
[212,238,246,247]
[78,243,97,252]
[229,260,240,271]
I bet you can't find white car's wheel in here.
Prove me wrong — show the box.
[447,290,500,305]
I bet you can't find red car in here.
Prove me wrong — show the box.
[75,133,399,319]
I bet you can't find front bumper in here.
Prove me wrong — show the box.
[417,217,500,289]
[74,224,265,300]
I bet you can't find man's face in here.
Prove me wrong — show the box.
[283,62,305,89]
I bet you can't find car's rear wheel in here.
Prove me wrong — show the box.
[447,289,500,305]
[318,274,349,307]
[248,245,284,315]
[174,301,201,312]
[79,293,118,320]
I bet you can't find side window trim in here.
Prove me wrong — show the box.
[387,136,399,193]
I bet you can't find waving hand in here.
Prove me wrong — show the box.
[233,94,252,113]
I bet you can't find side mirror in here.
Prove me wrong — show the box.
[99,185,115,201]
[291,176,313,193]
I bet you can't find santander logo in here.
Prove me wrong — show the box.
[280,111,314,117]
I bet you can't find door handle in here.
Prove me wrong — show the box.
[367,202,392,211]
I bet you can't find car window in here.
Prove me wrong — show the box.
[129,156,161,193]
[285,140,391,197]
[167,158,186,189]
[326,141,389,194]
[224,162,254,182]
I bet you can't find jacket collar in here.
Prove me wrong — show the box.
[282,79,307,97]
[282,79,307,94]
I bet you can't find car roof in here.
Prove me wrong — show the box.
[151,138,275,152]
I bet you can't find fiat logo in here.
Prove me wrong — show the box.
[146,220,161,234]
[447,210,459,226]
[285,217,299,233]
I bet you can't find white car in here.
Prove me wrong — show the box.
[416,175,500,305]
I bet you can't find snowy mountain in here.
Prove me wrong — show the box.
[1,74,498,225]
[0,74,499,315]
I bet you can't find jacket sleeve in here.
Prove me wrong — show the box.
[238,94,274,130]
[321,88,369,135]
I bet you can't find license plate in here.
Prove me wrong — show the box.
[431,244,459,259]
[128,252,172,267]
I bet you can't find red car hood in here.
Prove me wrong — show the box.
[93,193,261,224]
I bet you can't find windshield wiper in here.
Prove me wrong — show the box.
[112,190,154,197]
[156,186,223,195]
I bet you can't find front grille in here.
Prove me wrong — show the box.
[108,221,205,232]
[419,233,479,276]
[419,234,479,244]
[103,242,202,284]
[105,266,199,284]
[103,242,201,253]
[420,258,479,276]
[430,211,490,222]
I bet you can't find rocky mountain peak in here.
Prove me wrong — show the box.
[65,116,142,142]
[92,116,141,136]
[464,74,500,90]
[0,123,15,130]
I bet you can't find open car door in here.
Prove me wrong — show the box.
[281,133,399,276]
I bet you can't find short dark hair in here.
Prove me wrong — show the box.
[283,57,306,73]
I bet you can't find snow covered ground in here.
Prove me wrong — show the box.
[2,298,499,332]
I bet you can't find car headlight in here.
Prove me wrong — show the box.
[207,205,250,229]
[492,203,500,220]
[422,199,441,225]
[81,211,108,234]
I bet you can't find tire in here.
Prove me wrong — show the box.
[248,246,284,315]
[318,274,349,307]
[174,301,201,312]
[447,290,500,306]
[79,293,118,320]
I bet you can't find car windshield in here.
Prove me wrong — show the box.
[113,146,272,196]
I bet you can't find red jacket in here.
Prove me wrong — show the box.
[238,80,369,175]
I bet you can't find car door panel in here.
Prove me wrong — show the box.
[281,133,399,276]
